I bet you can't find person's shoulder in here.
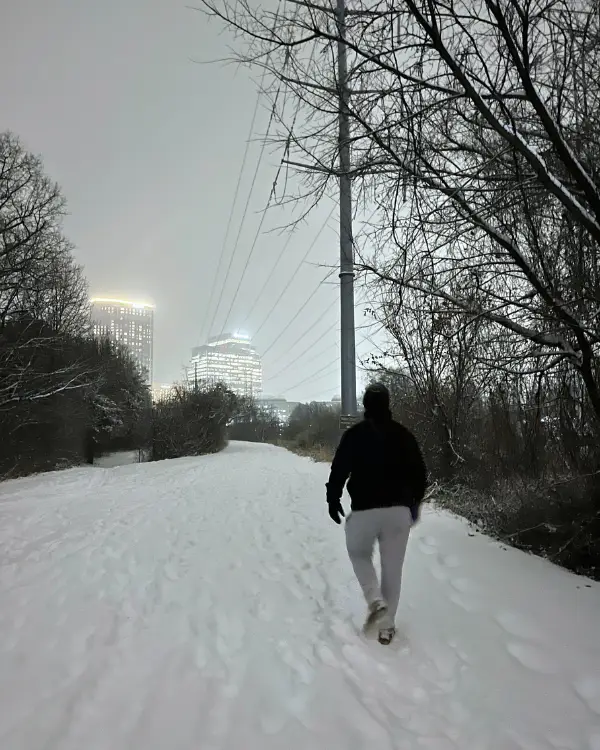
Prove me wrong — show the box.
[345,420,368,437]
[340,419,373,443]
[390,420,417,441]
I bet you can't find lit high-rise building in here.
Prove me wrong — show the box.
[151,383,176,403]
[90,297,154,384]
[187,332,262,397]
[257,396,299,423]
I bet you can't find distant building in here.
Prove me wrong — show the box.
[312,396,342,410]
[151,383,176,403]
[91,297,154,384]
[187,332,262,397]
[257,396,299,424]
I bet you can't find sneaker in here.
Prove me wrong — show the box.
[363,599,388,634]
[378,627,396,645]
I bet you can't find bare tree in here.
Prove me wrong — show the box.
[198,0,600,422]
[0,132,92,408]
[366,285,487,477]
[0,132,153,477]
[0,131,67,326]
[21,241,90,336]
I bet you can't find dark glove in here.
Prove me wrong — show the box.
[328,500,345,525]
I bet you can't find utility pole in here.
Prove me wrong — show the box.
[336,0,358,424]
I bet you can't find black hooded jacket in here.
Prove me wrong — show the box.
[326,413,427,513]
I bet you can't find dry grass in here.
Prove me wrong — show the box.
[281,441,334,463]
[434,478,600,580]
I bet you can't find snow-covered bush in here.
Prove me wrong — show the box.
[281,402,341,461]
[149,384,240,461]
[227,398,281,443]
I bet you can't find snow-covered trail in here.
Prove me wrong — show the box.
[1,442,599,750]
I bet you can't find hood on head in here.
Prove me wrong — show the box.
[363,382,391,420]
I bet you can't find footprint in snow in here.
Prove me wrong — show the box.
[545,732,579,750]
[449,591,481,614]
[450,577,482,595]
[418,535,438,555]
[495,611,544,641]
[508,730,554,750]
[287,585,303,601]
[214,615,245,662]
[194,642,208,669]
[574,676,600,715]
[259,709,288,736]
[429,561,449,582]
[163,563,179,582]
[442,554,460,567]
[505,640,558,675]
[316,643,340,668]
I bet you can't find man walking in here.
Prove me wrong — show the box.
[326,383,427,645]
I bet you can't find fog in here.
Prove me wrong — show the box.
[0,0,383,402]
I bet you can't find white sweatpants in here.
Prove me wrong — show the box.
[344,506,412,630]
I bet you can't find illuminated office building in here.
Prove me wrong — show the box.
[90,297,154,384]
[187,332,262,397]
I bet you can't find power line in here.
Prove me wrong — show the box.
[204,0,287,341]
[250,211,337,351]
[268,315,379,384]
[281,358,340,395]
[236,44,317,333]
[267,310,339,381]
[252,206,337,342]
[238,230,294,330]
[215,0,309,337]
[260,265,338,359]
[198,67,268,347]
[265,286,371,378]
[207,89,281,340]
[265,292,337,363]
[262,234,375,402]
[217,98,286,335]
[278,326,383,397]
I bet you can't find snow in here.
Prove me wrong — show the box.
[0,441,599,750]
[93,451,142,468]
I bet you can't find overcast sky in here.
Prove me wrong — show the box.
[1,0,384,402]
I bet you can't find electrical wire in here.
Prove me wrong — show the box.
[256,201,377,369]
[203,0,286,341]
[215,0,311,337]
[238,230,294,330]
[251,204,338,343]
[267,308,339,381]
[217,95,285,335]
[236,42,318,333]
[265,292,337,363]
[277,325,384,397]
[280,358,340,394]
[198,67,268,347]
[259,265,338,359]
[265,286,371,379]
[206,89,281,339]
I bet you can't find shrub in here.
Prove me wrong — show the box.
[149,384,240,461]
